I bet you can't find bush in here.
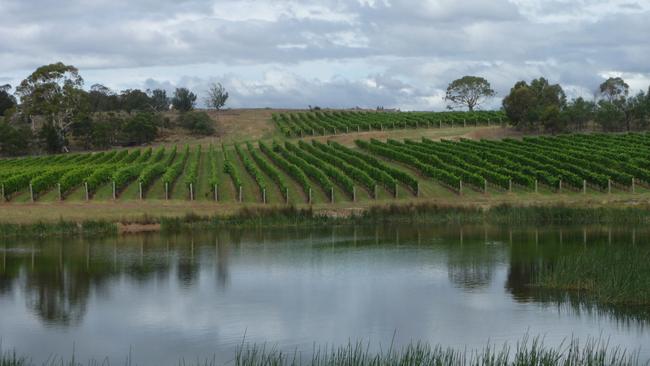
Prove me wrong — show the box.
[120,112,159,145]
[178,111,215,135]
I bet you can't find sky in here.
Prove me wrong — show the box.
[1,0,649,110]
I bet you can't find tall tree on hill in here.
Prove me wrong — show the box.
[15,62,88,152]
[88,84,120,112]
[205,82,229,111]
[502,77,566,131]
[0,84,16,117]
[444,76,495,111]
[595,77,649,131]
[172,88,196,112]
[119,89,152,113]
[149,89,170,112]
[599,77,629,103]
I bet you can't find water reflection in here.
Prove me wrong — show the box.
[0,224,648,363]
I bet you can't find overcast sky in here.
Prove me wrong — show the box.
[1,0,649,110]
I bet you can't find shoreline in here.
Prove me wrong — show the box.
[2,198,650,237]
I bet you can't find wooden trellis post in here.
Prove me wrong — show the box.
[29,183,34,202]
[459,180,463,195]
[508,180,512,193]
[238,186,243,202]
[394,183,399,199]
[534,179,538,193]
[484,179,488,194]
[263,189,267,204]
[308,188,312,204]
[583,180,586,194]
[85,182,90,201]
[58,183,62,201]
[139,182,143,200]
[330,187,334,203]
[165,182,169,200]
[112,181,116,200]
[632,178,636,193]
[416,182,420,197]
[1,184,4,202]
[214,184,218,201]
[189,183,194,201]
[352,186,356,202]
[608,179,612,194]
[286,188,289,204]
[374,185,378,199]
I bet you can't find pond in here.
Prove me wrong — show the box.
[0,224,649,365]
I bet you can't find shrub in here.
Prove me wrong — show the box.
[178,111,215,135]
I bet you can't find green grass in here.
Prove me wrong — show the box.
[1,335,644,366]
[535,246,650,305]
[0,219,117,238]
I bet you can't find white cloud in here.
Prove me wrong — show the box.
[0,0,648,110]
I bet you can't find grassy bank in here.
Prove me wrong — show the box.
[0,219,116,238]
[4,203,650,237]
[535,247,650,306]
[1,336,645,366]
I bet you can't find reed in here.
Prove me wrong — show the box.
[4,203,650,237]
[535,247,650,306]
[1,335,645,366]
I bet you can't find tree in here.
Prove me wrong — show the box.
[595,78,646,132]
[88,84,119,112]
[444,76,495,111]
[599,77,629,103]
[0,121,32,156]
[205,82,229,111]
[120,112,159,145]
[178,111,215,135]
[119,89,152,113]
[39,122,67,153]
[149,89,170,112]
[90,113,124,148]
[540,105,566,134]
[595,101,625,132]
[15,62,87,152]
[171,88,196,112]
[0,84,16,117]
[502,78,565,131]
[562,97,596,131]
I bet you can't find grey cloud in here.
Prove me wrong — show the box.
[0,0,649,110]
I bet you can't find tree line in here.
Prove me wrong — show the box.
[0,62,228,156]
[445,75,650,133]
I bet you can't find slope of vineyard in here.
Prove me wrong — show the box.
[272,110,509,137]
[3,132,650,205]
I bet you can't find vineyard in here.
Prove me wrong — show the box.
[2,133,650,204]
[272,110,508,137]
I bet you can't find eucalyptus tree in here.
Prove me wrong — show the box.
[444,76,495,111]
[15,62,88,152]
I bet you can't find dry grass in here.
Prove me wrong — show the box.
[2,192,650,224]
[152,108,303,148]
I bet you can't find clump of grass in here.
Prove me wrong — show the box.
[232,336,643,366]
[535,247,650,306]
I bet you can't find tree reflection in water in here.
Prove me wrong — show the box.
[0,225,648,328]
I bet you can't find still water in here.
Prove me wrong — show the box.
[0,224,649,364]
